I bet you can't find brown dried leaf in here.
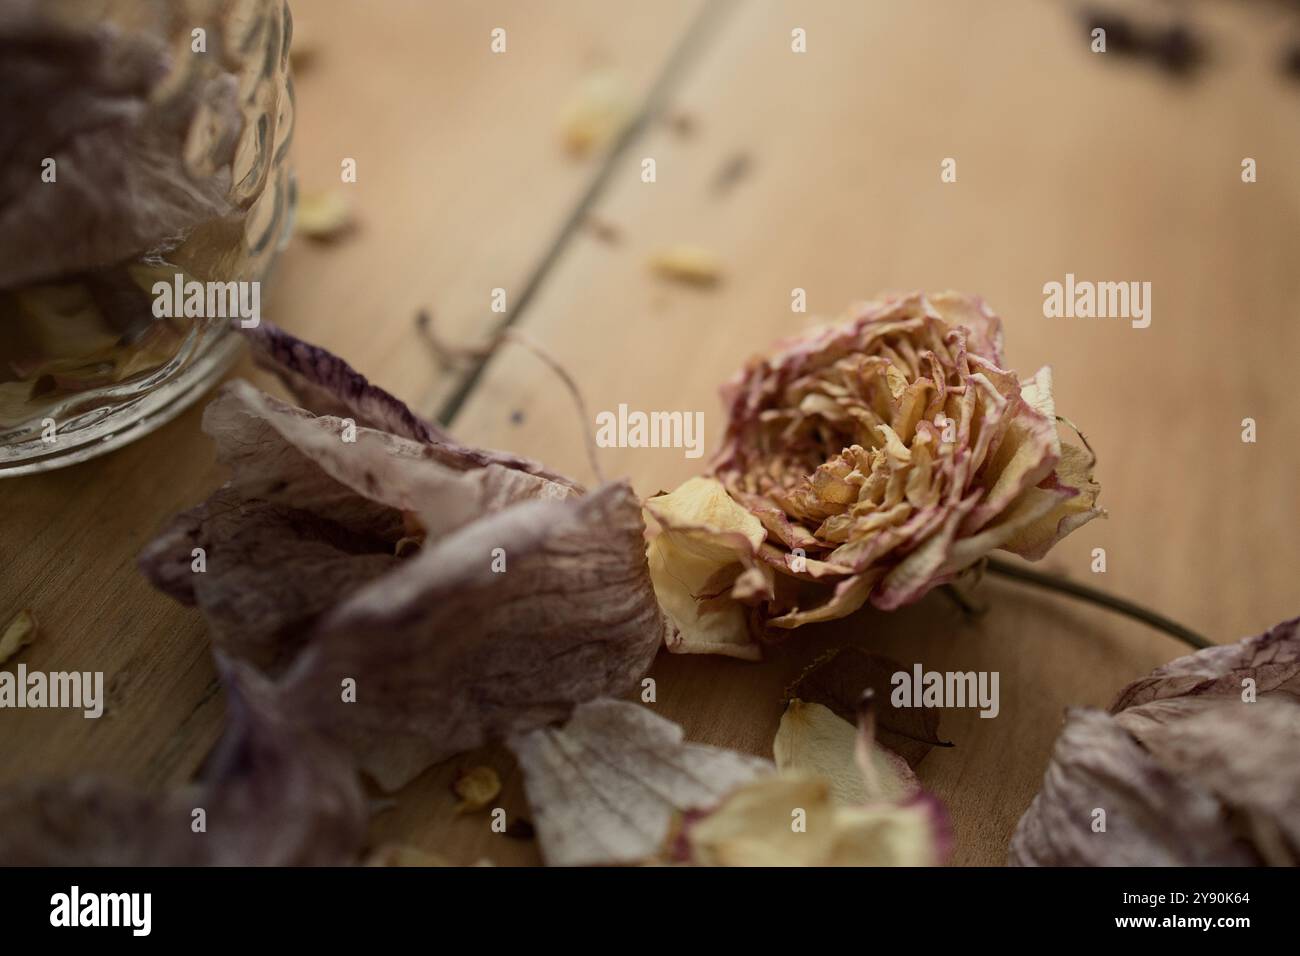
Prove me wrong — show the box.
[785,647,951,766]
[508,699,773,866]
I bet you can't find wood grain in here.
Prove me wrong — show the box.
[442,0,1300,864]
[2,0,1297,868]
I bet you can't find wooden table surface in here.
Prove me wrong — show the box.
[3,0,1298,866]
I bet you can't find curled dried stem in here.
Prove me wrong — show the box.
[415,310,605,484]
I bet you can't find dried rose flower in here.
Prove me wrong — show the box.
[647,292,1102,659]
[1010,616,1300,866]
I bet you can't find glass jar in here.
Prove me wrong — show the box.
[0,0,295,474]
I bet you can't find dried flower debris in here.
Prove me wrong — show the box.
[0,610,37,665]
[1010,616,1300,866]
[139,323,667,792]
[452,766,502,814]
[676,693,948,866]
[647,292,1101,658]
[295,190,356,242]
[559,71,633,157]
[649,245,723,286]
[509,696,949,867]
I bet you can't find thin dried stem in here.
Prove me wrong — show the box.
[984,557,1213,650]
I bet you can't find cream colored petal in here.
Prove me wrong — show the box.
[767,568,884,628]
[774,700,917,805]
[645,477,768,661]
[684,773,942,866]
[962,367,1060,535]
[999,442,1104,560]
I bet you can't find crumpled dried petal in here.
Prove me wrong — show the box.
[1010,616,1300,866]
[645,476,769,660]
[139,380,575,668]
[774,699,918,805]
[280,482,668,791]
[648,292,1102,657]
[243,321,582,491]
[508,698,773,866]
[0,656,366,865]
[143,326,668,792]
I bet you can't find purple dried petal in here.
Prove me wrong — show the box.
[245,321,582,492]
[140,381,577,667]
[1008,708,1256,867]
[0,658,365,865]
[280,482,669,791]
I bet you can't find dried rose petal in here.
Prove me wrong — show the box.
[681,776,949,867]
[0,656,366,865]
[280,482,668,791]
[139,381,574,668]
[676,689,948,866]
[648,292,1102,657]
[508,699,772,866]
[244,321,582,489]
[144,326,668,792]
[1010,616,1300,866]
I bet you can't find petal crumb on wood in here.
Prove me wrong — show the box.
[0,610,37,665]
[295,190,355,242]
[452,766,502,814]
[649,246,723,286]
[559,71,633,157]
[508,698,773,866]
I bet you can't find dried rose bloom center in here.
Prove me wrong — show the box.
[717,319,1005,569]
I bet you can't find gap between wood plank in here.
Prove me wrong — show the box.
[436,0,739,427]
